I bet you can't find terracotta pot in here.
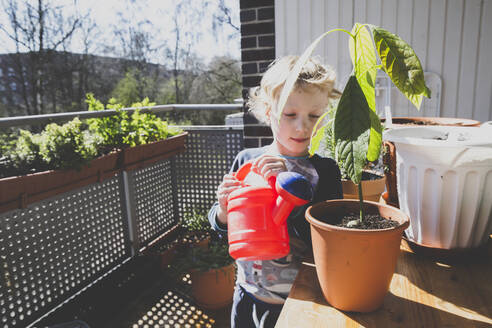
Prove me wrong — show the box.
[382,117,481,208]
[341,172,386,202]
[121,132,188,171]
[191,263,236,310]
[0,151,121,214]
[305,199,409,312]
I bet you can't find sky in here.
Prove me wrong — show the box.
[0,0,241,66]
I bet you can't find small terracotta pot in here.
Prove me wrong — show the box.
[341,173,386,202]
[191,263,236,310]
[382,117,481,207]
[305,199,409,312]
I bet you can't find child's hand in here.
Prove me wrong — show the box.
[251,154,288,181]
[216,173,241,225]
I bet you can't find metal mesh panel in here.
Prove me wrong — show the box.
[132,160,176,247]
[175,128,244,217]
[0,176,128,328]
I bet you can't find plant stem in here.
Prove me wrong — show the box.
[358,182,364,223]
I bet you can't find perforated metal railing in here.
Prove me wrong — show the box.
[0,126,243,328]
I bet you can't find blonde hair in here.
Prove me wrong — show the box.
[247,55,340,124]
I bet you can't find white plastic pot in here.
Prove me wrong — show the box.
[384,126,492,249]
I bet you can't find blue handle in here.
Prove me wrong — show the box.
[276,172,313,201]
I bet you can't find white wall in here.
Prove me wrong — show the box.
[275,0,492,121]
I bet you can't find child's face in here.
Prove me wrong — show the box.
[269,86,329,157]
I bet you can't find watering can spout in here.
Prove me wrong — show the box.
[272,172,313,225]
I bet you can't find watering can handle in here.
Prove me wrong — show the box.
[234,162,276,189]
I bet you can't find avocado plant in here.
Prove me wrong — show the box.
[277,23,431,225]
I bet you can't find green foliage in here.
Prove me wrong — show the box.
[38,118,100,170]
[0,120,99,177]
[87,94,182,150]
[182,209,213,234]
[279,23,430,186]
[0,95,182,178]
[371,26,431,109]
[111,69,159,107]
[171,241,234,274]
[0,130,45,177]
[278,23,430,222]
[334,76,371,185]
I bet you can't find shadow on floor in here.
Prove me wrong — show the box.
[37,253,232,328]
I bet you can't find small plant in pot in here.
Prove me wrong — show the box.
[278,23,430,312]
[180,209,213,249]
[170,238,236,310]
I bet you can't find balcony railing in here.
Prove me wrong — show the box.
[0,105,243,328]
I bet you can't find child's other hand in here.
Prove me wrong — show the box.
[216,174,241,225]
[251,154,287,181]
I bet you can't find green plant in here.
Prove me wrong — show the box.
[86,94,182,150]
[0,120,99,177]
[38,118,100,170]
[0,96,182,179]
[278,23,430,224]
[171,241,234,275]
[182,209,213,234]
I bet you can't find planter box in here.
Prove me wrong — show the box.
[0,132,188,214]
[120,132,188,171]
[0,151,121,214]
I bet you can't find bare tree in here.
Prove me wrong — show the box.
[0,0,84,115]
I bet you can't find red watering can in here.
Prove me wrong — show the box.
[227,162,313,261]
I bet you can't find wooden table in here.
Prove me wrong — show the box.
[276,239,492,327]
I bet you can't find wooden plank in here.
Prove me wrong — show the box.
[410,0,430,117]
[298,0,312,51]
[311,0,326,59]
[354,0,367,24]
[473,0,492,122]
[456,0,482,120]
[338,0,354,86]
[441,0,465,118]
[276,239,492,328]
[426,0,446,116]
[285,0,300,55]
[381,0,398,33]
[366,0,382,27]
[395,0,414,117]
[324,0,340,86]
[274,0,286,56]
[378,0,398,117]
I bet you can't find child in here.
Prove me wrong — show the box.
[208,55,343,328]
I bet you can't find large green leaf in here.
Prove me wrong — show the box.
[334,76,371,185]
[368,109,383,161]
[371,26,431,110]
[349,23,377,110]
[349,23,380,161]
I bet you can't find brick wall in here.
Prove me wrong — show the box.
[240,0,275,148]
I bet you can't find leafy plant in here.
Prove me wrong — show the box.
[181,209,213,234]
[0,95,182,178]
[278,23,430,224]
[0,120,98,177]
[171,241,234,274]
[86,94,182,150]
[38,118,100,170]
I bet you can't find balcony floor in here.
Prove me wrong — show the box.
[36,242,231,328]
